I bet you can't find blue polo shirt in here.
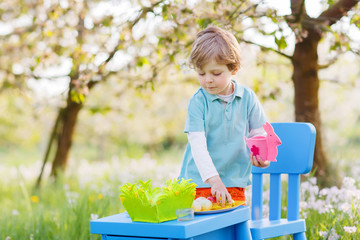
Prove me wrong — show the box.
[179,80,268,188]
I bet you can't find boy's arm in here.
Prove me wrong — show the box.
[248,127,266,138]
[188,132,232,206]
[187,132,218,182]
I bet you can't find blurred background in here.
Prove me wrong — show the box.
[1,0,360,239]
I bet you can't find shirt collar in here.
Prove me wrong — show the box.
[201,80,244,102]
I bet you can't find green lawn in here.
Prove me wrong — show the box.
[1,146,359,239]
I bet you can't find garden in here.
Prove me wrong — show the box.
[1,0,360,239]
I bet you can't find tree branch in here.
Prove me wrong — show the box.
[238,38,293,59]
[132,0,165,27]
[318,0,359,26]
[90,1,166,89]
[320,77,355,87]
[228,1,255,21]
[350,48,360,55]
[318,56,339,69]
[290,0,306,22]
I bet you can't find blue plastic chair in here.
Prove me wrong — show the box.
[249,122,316,240]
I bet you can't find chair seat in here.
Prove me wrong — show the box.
[249,219,306,239]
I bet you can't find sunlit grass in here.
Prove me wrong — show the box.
[1,147,360,239]
[0,152,182,240]
[0,173,125,240]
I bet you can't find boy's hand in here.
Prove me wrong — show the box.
[249,153,270,168]
[206,175,232,207]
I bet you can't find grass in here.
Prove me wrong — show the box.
[1,146,360,239]
[0,151,182,240]
[0,174,124,240]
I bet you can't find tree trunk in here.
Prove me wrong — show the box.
[50,95,83,177]
[291,28,338,187]
[35,108,64,188]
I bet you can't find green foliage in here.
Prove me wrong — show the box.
[275,36,287,50]
[351,14,360,28]
[196,18,214,28]
[0,176,123,240]
[71,89,85,104]
[136,56,150,67]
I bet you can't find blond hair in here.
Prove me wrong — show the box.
[189,26,241,72]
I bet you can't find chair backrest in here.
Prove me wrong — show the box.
[251,122,316,221]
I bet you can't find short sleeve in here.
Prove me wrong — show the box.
[248,90,268,130]
[184,93,205,133]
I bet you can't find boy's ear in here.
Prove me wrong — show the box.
[231,68,239,75]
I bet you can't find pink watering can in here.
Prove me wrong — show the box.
[245,122,282,162]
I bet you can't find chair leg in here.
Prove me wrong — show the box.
[235,221,252,240]
[293,232,306,240]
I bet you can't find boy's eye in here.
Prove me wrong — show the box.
[213,72,222,76]
[198,73,205,76]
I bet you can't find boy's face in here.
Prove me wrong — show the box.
[196,59,237,95]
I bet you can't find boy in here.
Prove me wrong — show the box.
[179,26,270,206]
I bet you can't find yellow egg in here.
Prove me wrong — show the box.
[202,199,212,210]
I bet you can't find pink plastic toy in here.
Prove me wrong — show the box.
[245,122,282,162]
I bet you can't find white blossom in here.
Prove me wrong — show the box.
[342,177,356,189]
[309,177,317,185]
[343,226,357,234]
[90,213,99,220]
[12,209,19,216]
[328,229,339,240]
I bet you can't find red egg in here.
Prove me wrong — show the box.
[207,196,216,203]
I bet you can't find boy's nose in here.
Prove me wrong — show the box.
[205,76,213,83]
